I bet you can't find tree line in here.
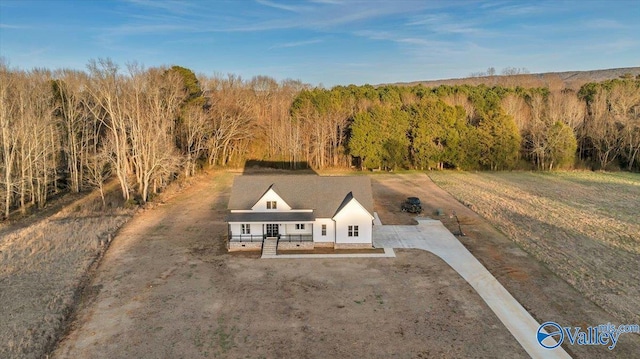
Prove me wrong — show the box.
[292,78,640,172]
[1,58,639,218]
[0,59,305,217]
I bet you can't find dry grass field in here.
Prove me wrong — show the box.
[429,171,640,324]
[0,183,132,359]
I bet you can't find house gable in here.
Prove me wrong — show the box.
[332,192,374,221]
[250,185,292,212]
[332,193,374,245]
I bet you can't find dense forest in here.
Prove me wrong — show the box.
[1,59,639,217]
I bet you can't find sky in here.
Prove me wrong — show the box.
[0,0,638,87]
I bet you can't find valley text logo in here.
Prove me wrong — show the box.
[537,321,640,350]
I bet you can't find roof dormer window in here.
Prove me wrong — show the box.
[266,201,277,209]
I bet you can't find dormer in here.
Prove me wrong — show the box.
[251,185,292,212]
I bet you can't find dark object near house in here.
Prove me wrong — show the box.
[401,197,422,213]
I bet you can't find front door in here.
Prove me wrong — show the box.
[266,224,279,237]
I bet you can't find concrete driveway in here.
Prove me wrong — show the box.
[374,218,571,359]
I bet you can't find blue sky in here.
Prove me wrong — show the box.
[0,0,638,86]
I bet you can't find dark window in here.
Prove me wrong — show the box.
[321,224,327,236]
[348,225,359,237]
[266,201,277,209]
[241,224,250,234]
[295,224,305,230]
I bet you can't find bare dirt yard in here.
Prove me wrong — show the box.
[372,171,639,357]
[51,171,527,359]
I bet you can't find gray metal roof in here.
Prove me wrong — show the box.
[228,175,374,218]
[226,211,315,222]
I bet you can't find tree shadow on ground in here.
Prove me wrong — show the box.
[242,160,318,175]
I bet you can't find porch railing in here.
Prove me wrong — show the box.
[228,234,313,242]
[229,234,263,242]
[278,234,313,242]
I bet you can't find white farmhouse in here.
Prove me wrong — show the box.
[226,175,375,251]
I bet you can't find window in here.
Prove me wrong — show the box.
[348,225,359,237]
[321,224,327,236]
[295,224,305,230]
[241,224,250,235]
[266,201,277,209]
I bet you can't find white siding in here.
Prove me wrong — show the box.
[251,188,292,212]
[229,223,241,237]
[313,218,335,243]
[229,222,264,237]
[283,223,313,235]
[332,200,373,244]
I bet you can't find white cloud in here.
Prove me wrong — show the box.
[125,0,201,15]
[107,23,192,36]
[586,19,628,30]
[406,14,485,35]
[269,39,324,49]
[255,0,309,13]
[309,0,343,4]
[488,3,546,16]
[0,23,32,29]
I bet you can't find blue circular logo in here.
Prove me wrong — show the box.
[537,321,564,349]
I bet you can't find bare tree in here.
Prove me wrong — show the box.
[501,67,530,76]
[126,64,184,202]
[0,62,19,217]
[52,69,92,193]
[11,69,60,211]
[587,90,622,169]
[179,104,210,177]
[547,90,586,131]
[608,81,640,169]
[622,106,640,169]
[85,59,131,201]
[500,93,531,132]
[523,92,549,169]
[85,148,111,208]
[205,74,257,167]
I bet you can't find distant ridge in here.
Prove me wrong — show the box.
[385,67,640,90]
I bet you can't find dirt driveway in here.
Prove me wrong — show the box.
[53,171,526,358]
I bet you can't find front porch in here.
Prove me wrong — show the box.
[227,221,314,252]
[228,233,314,242]
[227,234,314,252]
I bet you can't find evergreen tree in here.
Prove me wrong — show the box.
[547,121,578,169]
[349,109,382,169]
[477,111,521,170]
[407,100,468,169]
[349,105,409,169]
[382,109,410,170]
